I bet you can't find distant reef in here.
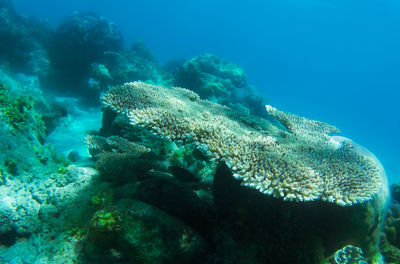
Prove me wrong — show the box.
[1,1,400,263]
[0,0,267,114]
[173,53,267,117]
[0,0,52,76]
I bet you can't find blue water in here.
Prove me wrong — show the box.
[14,0,400,183]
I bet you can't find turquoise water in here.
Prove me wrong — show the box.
[14,0,400,182]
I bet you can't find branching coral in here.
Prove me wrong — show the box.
[265,104,340,138]
[102,82,384,206]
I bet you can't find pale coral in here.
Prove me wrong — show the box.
[101,82,383,206]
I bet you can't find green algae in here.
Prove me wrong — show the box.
[0,82,41,130]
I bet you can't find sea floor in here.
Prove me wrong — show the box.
[47,97,102,160]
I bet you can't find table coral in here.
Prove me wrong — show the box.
[102,81,384,206]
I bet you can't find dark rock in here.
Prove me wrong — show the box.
[163,58,187,77]
[174,53,267,117]
[391,183,400,203]
[98,49,168,86]
[175,54,246,96]
[51,12,122,71]
[326,245,367,264]
[382,202,400,249]
[130,40,156,62]
[380,232,400,263]
[169,166,198,183]
[122,170,214,234]
[95,151,156,184]
[0,0,14,10]
[211,162,384,263]
[99,108,118,136]
[67,150,80,162]
[47,12,123,97]
[0,74,62,176]
[0,0,52,74]
[83,199,206,264]
[0,229,18,247]
[37,100,68,135]
[38,203,59,221]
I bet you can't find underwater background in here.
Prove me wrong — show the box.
[0,0,400,263]
[13,0,400,183]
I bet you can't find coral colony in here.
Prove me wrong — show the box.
[1,1,398,263]
[102,82,384,206]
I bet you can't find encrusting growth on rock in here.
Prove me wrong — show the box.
[85,135,150,158]
[102,81,383,206]
[327,245,367,264]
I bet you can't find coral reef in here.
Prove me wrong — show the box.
[94,81,389,263]
[175,53,247,98]
[0,0,52,76]
[0,4,395,263]
[212,161,388,263]
[391,183,400,203]
[0,67,103,263]
[93,48,169,88]
[0,69,66,175]
[326,245,367,264]
[0,70,81,249]
[0,64,106,263]
[83,199,205,263]
[1,0,265,113]
[130,40,156,62]
[174,53,266,116]
[50,12,123,71]
[0,165,102,263]
[86,135,150,158]
[102,81,384,206]
[47,12,123,96]
[85,134,152,183]
[380,198,400,263]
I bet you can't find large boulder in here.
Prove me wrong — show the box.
[47,12,123,96]
[0,0,52,75]
[0,70,66,175]
[89,46,168,90]
[83,199,206,263]
[174,53,266,117]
